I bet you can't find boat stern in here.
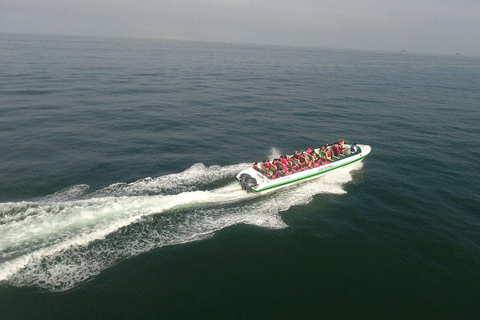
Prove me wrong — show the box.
[236,168,262,192]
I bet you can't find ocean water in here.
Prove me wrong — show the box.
[1,33,480,319]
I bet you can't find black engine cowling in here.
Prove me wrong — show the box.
[239,174,257,192]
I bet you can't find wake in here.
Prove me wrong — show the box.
[0,161,363,292]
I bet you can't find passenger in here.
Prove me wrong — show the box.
[325,149,332,161]
[276,161,283,171]
[308,159,314,168]
[298,155,305,165]
[255,162,266,175]
[333,143,344,157]
[332,144,338,156]
[297,162,303,171]
[263,160,271,170]
[317,147,326,160]
[302,160,309,169]
[350,143,357,153]
[303,155,310,166]
[305,152,313,162]
[263,166,269,175]
[286,160,293,171]
[332,144,341,159]
[284,164,291,176]
[310,155,317,167]
[293,157,300,167]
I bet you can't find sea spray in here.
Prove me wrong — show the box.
[268,147,282,160]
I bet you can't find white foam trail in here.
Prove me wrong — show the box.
[0,161,364,291]
[0,187,254,279]
[46,184,90,201]
[93,163,249,197]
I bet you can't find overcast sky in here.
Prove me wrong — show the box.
[1,0,479,56]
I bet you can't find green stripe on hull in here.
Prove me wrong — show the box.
[253,154,368,193]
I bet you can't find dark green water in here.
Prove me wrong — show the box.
[1,33,480,319]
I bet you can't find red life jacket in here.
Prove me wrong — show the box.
[334,145,340,155]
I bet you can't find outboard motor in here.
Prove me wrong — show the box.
[239,174,258,192]
[239,173,249,190]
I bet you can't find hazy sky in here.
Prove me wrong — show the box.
[1,0,479,56]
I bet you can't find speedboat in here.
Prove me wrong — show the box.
[236,143,371,193]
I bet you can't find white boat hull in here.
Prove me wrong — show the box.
[236,144,371,193]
